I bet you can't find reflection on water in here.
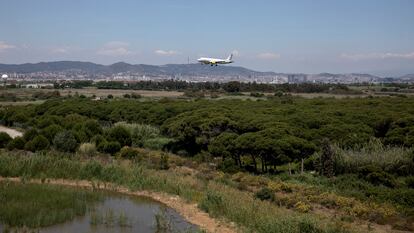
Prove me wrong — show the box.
[1,192,199,233]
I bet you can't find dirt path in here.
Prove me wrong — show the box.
[0,125,23,138]
[0,177,237,233]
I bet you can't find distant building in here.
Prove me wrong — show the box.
[288,74,307,83]
[1,74,8,79]
[23,83,54,88]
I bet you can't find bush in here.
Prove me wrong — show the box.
[91,134,105,146]
[250,92,264,97]
[23,129,38,142]
[131,93,141,99]
[6,136,26,150]
[198,191,223,214]
[107,125,131,146]
[41,124,63,141]
[365,171,396,187]
[115,122,161,147]
[53,131,78,152]
[118,146,140,159]
[406,176,414,189]
[218,158,240,174]
[358,165,396,187]
[334,139,413,176]
[159,153,169,170]
[78,143,97,156]
[102,141,121,155]
[254,187,275,201]
[80,161,103,179]
[298,220,323,233]
[0,132,12,148]
[294,201,312,213]
[25,135,50,152]
[143,137,172,150]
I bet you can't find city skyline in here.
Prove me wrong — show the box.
[1,0,414,76]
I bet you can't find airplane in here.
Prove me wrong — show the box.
[197,54,234,66]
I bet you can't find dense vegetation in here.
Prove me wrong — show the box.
[56,80,360,94]
[1,96,414,173]
[1,94,414,232]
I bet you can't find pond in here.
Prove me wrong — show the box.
[0,182,199,233]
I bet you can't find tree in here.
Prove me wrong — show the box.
[223,81,241,93]
[209,132,239,165]
[0,132,12,148]
[53,130,78,152]
[25,135,50,152]
[235,132,260,172]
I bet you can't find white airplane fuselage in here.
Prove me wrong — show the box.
[197,54,234,66]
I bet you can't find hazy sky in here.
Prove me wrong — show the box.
[1,0,413,76]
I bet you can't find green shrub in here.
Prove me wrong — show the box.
[41,124,63,141]
[159,153,169,170]
[78,143,97,156]
[23,128,38,141]
[298,220,323,233]
[143,137,172,150]
[103,141,121,155]
[53,130,78,152]
[0,132,12,148]
[218,158,240,174]
[250,92,264,97]
[198,191,223,215]
[25,135,50,152]
[365,171,396,187]
[6,136,26,150]
[334,139,413,176]
[107,125,131,146]
[115,122,161,148]
[80,161,103,179]
[118,146,140,159]
[255,187,275,201]
[97,141,107,153]
[91,134,105,146]
[406,176,414,189]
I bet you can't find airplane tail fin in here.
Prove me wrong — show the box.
[226,53,233,61]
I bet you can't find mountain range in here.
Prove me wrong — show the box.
[0,61,274,77]
[0,61,412,82]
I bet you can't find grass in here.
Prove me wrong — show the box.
[332,139,413,175]
[0,151,357,233]
[0,181,101,228]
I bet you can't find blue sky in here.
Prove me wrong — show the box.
[0,0,413,76]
